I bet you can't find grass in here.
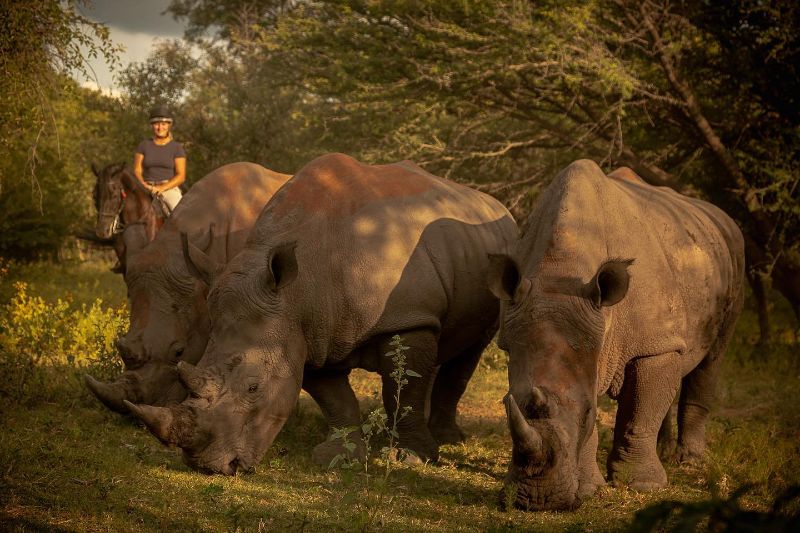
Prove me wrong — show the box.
[1,258,798,531]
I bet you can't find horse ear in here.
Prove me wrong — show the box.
[181,231,223,286]
[91,162,101,177]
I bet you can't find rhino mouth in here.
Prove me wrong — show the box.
[183,450,254,476]
[500,474,583,511]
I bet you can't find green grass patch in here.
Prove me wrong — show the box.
[1,260,798,531]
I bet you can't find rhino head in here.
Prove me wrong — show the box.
[488,254,633,510]
[85,235,212,412]
[127,241,305,475]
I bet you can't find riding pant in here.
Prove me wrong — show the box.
[148,180,182,214]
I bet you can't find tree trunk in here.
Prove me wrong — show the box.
[744,256,771,346]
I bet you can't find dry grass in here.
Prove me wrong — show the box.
[1,259,798,531]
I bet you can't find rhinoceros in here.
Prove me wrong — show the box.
[125,153,517,474]
[487,160,744,510]
[84,162,291,412]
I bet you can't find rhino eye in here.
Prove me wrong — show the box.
[170,342,185,360]
[248,384,258,393]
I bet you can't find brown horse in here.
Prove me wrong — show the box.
[92,162,166,273]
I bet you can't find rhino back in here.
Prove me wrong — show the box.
[245,153,516,365]
[518,160,744,391]
[126,163,290,299]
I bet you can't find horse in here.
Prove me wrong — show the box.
[91,162,167,273]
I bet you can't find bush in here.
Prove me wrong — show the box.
[0,281,127,405]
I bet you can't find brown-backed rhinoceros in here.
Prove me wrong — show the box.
[487,160,744,511]
[84,162,291,412]
[125,153,517,474]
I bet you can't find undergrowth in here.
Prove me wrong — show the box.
[1,259,798,531]
[328,334,421,530]
[0,280,127,405]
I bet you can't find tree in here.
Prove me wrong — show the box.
[0,0,121,258]
[253,0,799,330]
[0,0,120,190]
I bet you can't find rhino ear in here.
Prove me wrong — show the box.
[265,241,298,292]
[91,162,102,178]
[588,259,634,308]
[194,223,215,252]
[182,231,223,286]
[124,225,150,258]
[487,253,521,302]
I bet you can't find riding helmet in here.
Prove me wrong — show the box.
[149,104,173,124]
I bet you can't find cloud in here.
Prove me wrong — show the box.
[76,27,181,94]
[78,0,184,37]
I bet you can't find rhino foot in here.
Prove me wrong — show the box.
[398,433,439,463]
[578,462,606,500]
[429,423,466,446]
[609,461,667,491]
[671,443,704,465]
[312,434,366,468]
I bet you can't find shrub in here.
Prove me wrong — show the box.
[0,281,127,405]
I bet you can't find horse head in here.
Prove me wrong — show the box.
[93,162,127,240]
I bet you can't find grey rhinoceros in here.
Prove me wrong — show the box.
[487,160,744,511]
[125,153,517,474]
[85,162,291,412]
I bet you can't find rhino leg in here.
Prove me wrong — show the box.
[427,338,487,445]
[657,402,678,459]
[380,330,439,462]
[577,423,605,500]
[607,352,682,491]
[302,369,365,467]
[676,294,741,463]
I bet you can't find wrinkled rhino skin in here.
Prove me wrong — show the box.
[489,161,744,511]
[129,153,517,475]
[85,163,291,413]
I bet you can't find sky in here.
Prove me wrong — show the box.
[75,0,187,95]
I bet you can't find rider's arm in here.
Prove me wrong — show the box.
[133,153,154,192]
[153,157,186,193]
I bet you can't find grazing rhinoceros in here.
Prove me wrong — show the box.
[125,153,517,475]
[84,162,291,412]
[487,160,744,511]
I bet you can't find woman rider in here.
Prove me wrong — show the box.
[133,104,186,214]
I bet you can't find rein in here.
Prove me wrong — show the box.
[104,175,162,235]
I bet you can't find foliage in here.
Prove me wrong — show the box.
[0,281,127,405]
[0,260,799,530]
[0,81,129,258]
[328,334,420,530]
[253,0,800,317]
[629,484,800,532]
[0,0,120,187]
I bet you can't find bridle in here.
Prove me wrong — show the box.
[99,170,162,237]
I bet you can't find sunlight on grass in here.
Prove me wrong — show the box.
[1,260,798,531]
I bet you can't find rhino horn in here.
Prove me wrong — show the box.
[504,393,545,461]
[84,374,129,413]
[124,400,180,445]
[177,361,218,399]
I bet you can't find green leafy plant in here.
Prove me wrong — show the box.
[0,281,127,404]
[328,334,421,530]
